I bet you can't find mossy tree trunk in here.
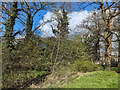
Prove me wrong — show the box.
[3,2,18,83]
[4,2,18,67]
[5,2,18,52]
[25,14,33,41]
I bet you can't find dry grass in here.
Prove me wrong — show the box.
[29,68,90,88]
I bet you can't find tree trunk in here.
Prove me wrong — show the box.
[25,14,33,41]
[97,36,100,64]
[104,17,113,70]
[4,2,18,78]
[94,37,100,63]
[100,1,113,70]
[5,2,18,51]
[118,26,120,67]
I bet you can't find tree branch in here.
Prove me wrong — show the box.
[32,19,53,33]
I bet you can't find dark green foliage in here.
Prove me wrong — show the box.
[2,69,49,88]
[2,38,52,88]
[59,34,92,63]
[2,32,94,88]
[74,60,103,72]
[110,67,119,72]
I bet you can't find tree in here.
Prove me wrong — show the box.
[113,5,120,67]
[80,11,103,64]
[117,3,120,67]
[2,2,19,51]
[20,2,54,41]
[80,1,120,70]
[100,1,120,70]
[50,3,70,73]
[51,3,69,40]
[1,2,20,87]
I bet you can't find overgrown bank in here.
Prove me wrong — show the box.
[29,70,118,88]
[1,2,120,88]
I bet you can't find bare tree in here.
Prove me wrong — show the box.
[19,2,55,41]
[80,11,105,64]
[79,1,120,70]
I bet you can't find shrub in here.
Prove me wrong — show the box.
[110,67,119,72]
[74,60,102,72]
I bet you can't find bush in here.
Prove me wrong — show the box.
[74,60,102,72]
[2,39,52,88]
[110,67,119,72]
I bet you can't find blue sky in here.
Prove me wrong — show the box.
[1,2,99,36]
[1,2,114,37]
[1,2,118,55]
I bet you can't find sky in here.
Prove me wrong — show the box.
[38,7,118,55]
[7,2,96,39]
[1,2,116,39]
[37,2,99,37]
[1,2,100,38]
[36,2,118,39]
[39,10,91,37]
[1,2,118,55]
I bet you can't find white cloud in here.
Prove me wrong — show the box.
[39,12,57,37]
[68,11,90,34]
[39,10,91,37]
[15,34,26,39]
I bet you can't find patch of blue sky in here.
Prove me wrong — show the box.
[1,2,100,38]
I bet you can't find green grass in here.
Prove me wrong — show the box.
[63,71,118,88]
[3,70,49,88]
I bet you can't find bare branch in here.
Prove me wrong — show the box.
[32,19,53,33]
[0,21,6,25]
[17,16,26,26]
[0,14,7,21]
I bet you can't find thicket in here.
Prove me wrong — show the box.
[2,2,119,88]
[2,33,99,88]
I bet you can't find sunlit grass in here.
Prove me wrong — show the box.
[63,71,118,88]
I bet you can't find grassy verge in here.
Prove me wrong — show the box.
[63,71,118,88]
[2,70,49,88]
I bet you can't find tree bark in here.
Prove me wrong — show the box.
[100,1,113,70]
[94,36,100,63]
[104,17,113,70]
[118,4,120,67]
[118,25,120,67]
[5,2,18,51]
[25,14,33,41]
